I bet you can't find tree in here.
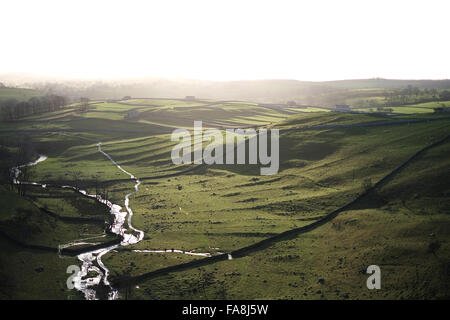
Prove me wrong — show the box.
[0,94,67,121]
[71,170,82,190]
[0,98,18,121]
[92,174,101,199]
[17,165,34,196]
[28,97,42,114]
[439,90,450,101]
[11,136,36,196]
[79,97,90,112]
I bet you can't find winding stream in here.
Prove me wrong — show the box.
[62,142,145,300]
[13,142,144,299]
[13,141,213,300]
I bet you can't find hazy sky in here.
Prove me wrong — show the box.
[1,0,449,81]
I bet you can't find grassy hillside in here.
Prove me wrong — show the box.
[323,79,450,89]
[0,97,448,299]
[22,98,306,128]
[108,120,450,300]
[0,185,103,299]
[4,76,450,102]
[0,87,42,102]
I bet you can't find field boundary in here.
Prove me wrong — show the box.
[114,133,450,287]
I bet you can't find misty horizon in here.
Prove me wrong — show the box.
[1,72,450,84]
[2,0,450,82]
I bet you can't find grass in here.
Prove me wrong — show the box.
[109,131,450,300]
[352,101,450,114]
[29,187,109,219]
[389,107,434,114]
[0,185,114,248]
[0,98,449,299]
[118,117,448,252]
[0,87,42,102]
[402,100,450,109]
[0,239,81,299]
[0,182,118,299]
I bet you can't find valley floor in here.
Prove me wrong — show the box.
[0,99,449,299]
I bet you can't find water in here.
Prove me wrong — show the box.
[13,143,144,299]
[13,142,213,299]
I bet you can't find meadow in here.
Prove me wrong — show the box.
[0,87,43,102]
[0,96,449,299]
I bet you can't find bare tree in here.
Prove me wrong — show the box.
[71,170,82,190]
[79,97,90,113]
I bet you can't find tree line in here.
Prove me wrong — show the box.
[0,94,67,121]
[0,135,36,197]
[384,86,450,107]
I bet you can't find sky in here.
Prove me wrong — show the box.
[1,0,449,81]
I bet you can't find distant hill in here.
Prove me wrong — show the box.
[322,78,450,89]
[1,74,450,104]
[0,87,43,102]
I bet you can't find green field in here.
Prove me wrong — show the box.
[403,101,450,109]
[21,99,306,128]
[0,87,43,102]
[0,97,449,300]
